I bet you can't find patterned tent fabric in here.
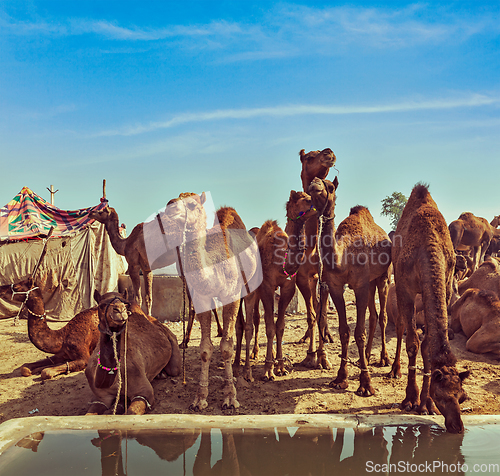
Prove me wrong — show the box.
[0,186,106,241]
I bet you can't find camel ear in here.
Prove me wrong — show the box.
[299,149,306,162]
[94,290,102,304]
[332,176,339,191]
[200,192,206,205]
[459,370,470,382]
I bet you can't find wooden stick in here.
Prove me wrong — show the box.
[32,226,54,279]
[103,179,106,200]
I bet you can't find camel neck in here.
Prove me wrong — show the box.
[102,214,129,256]
[26,291,63,354]
[283,220,306,277]
[317,203,339,270]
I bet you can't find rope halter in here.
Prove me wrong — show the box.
[11,284,44,324]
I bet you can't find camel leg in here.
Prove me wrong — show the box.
[180,305,196,349]
[329,285,350,390]
[220,301,240,411]
[275,281,296,376]
[233,301,244,372]
[418,334,438,415]
[296,272,319,368]
[213,306,223,337]
[365,281,378,365]
[129,266,143,310]
[241,292,258,382]
[40,358,89,380]
[260,284,277,381]
[143,269,153,316]
[316,283,332,370]
[387,315,404,379]
[397,290,420,412]
[21,357,62,377]
[250,296,261,360]
[377,276,390,366]
[353,284,375,397]
[190,311,213,411]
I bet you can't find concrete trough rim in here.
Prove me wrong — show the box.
[1,413,500,456]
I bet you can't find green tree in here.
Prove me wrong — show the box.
[381,191,408,231]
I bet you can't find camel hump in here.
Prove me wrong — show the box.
[256,220,285,246]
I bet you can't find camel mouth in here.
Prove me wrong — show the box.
[322,158,336,168]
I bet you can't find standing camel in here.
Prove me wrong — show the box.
[392,183,469,434]
[0,278,99,379]
[158,193,260,411]
[307,178,392,396]
[295,148,337,368]
[448,212,500,272]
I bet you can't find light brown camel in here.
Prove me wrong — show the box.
[387,282,425,329]
[307,177,392,396]
[392,183,469,434]
[0,278,99,379]
[158,193,260,410]
[89,199,224,345]
[448,212,500,272]
[449,288,500,355]
[296,148,338,368]
[237,192,318,382]
[85,290,181,415]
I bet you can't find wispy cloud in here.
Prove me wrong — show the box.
[1,3,499,60]
[95,93,500,137]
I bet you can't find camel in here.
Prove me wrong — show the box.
[387,282,425,329]
[307,177,392,396]
[448,212,500,272]
[295,148,337,368]
[0,278,99,379]
[85,290,181,415]
[157,193,260,411]
[457,257,500,297]
[391,183,469,434]
[449,288,500,355]
[237,192,318,382]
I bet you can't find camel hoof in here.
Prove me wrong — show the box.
[297,352,318,369]
[189,404,202,412]
[356,386,375,397]
[179,341,189,349]
[263,375,275,382]
[329,380,348,390]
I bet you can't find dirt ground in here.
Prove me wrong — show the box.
[1,289,499,425]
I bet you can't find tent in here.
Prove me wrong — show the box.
[0,187,127,320]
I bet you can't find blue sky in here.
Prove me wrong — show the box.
[1,1,499,233]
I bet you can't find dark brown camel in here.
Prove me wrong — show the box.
[0,278,99,379]
[448,212,500,272]
[85,290,181,415]
[392,183,469,434]
[449,288,500,355]
[296,148,337,368]
[158,193,260,410]
[236,192,317,382]
[307,178,392,396]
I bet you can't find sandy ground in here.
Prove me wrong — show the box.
[1,289,499,425]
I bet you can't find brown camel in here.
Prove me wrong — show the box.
[449,288,500,355]
[158,193,260,410]
[237,192,318,382]
[0,278,99,379]
[387,282,425,328]
[307,177,392,396]
[457,257,500,297]
[448,212,500,272]
[296,148,338,368]
[392,183,469,434]
[85,290,181,415]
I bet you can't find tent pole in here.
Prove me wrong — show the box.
[103,179,106,200]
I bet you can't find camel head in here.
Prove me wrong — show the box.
[163,192,208,236]
[0,277,37,302]
[307,177,338,215]
[94,291,132,334]
[300,148,337,191]
[286,191,317,224]
[430,366,470,434]
[491,215,500,228]
[89,205,117,224]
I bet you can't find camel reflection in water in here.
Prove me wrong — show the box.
[80,424,465,476]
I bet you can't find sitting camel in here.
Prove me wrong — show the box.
[0,278,99,379]
[449,288,500,355]
[158,193,260,411]
[307,178,392,396]
[392,183,469,434]
[85,290,181,415]
[457,257,500,297]
[448,212,500,272]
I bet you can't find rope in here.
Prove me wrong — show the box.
[111,332,122,416]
